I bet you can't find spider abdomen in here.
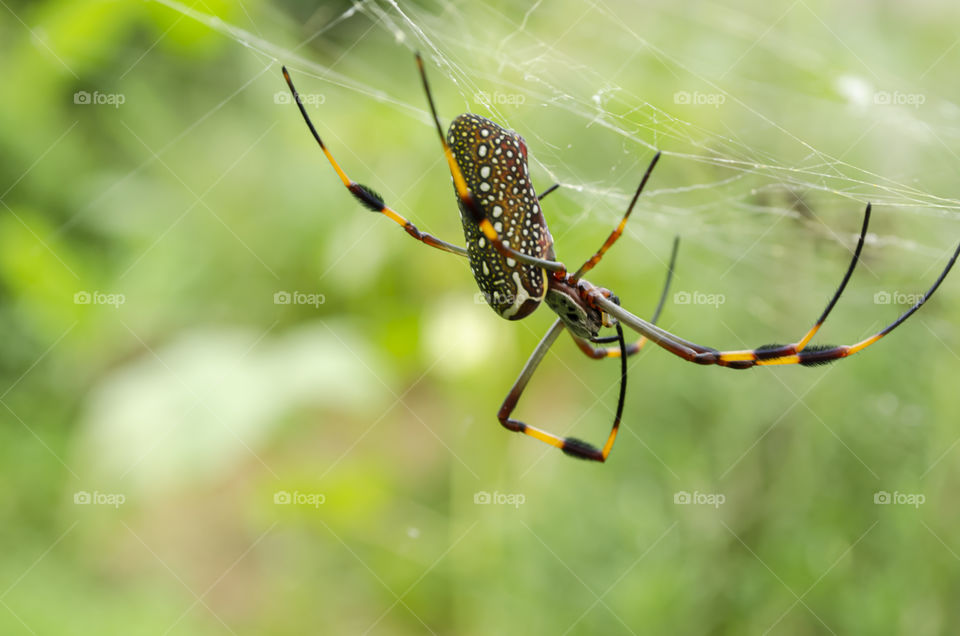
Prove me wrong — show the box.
[447,114,554,320]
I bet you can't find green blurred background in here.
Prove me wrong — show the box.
[2,0,960,633]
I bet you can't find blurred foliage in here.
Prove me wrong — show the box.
[2,0,960,634]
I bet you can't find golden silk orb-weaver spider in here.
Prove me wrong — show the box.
[281,54,960,463]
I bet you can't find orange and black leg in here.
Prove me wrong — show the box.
[498,319,629,462]
[414,54,570,275]
[591,205,960,368]
[282,67,467,258]
[572,151,662,280]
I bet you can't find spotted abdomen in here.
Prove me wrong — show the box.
[447,114,554,320]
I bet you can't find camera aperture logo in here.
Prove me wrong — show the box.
[873,291,925,306]
[275,91,324,106]
[274,291,326,308]
[873,90,925,108]
[874,490,924,509]
[674,490,725,509]
[74,290,125,308]
[674,91,725,108]
[474,490,525,509]
[274,490,325,508]
[473,90,525,106]
[74,90,125,108]
[673,290,725,308]
[474,291,520,306]
[74,490,126,509]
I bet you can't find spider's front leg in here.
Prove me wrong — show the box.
[282,67,468,258]
[498,319,629,462]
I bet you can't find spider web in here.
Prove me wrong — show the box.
[151,0,960,268]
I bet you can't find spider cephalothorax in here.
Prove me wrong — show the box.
[281,55,959,463]
[544,275,619,340]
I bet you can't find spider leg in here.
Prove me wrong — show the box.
[498,319,629,462]
[282,67,467,258]
[581,203,864,359]
[415,53,569,275]
[591,219,960,368]
[538,183,560,201]
[573,151,661,280]
[574,235,679,359]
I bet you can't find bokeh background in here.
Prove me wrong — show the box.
[3,0,960,633]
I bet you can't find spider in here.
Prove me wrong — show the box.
[281,54,960,463]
